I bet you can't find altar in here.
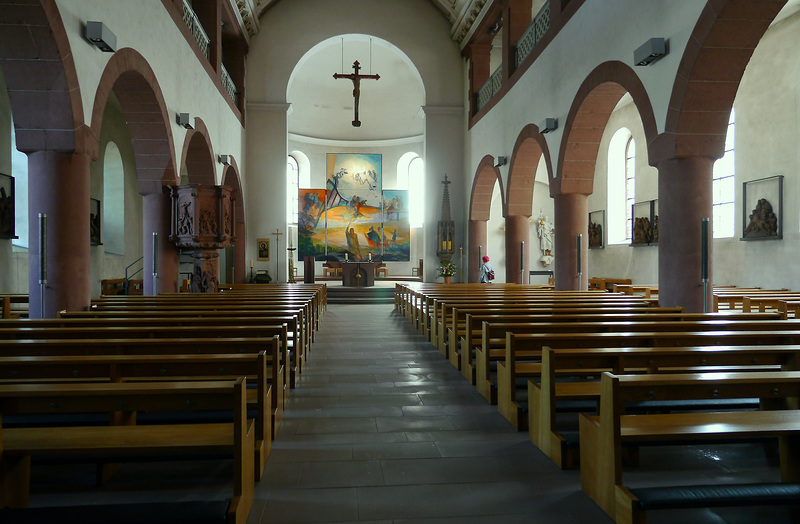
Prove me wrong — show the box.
[341,261,378,287]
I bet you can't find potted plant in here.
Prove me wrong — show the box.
[437,262,457,283]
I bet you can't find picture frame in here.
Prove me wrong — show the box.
[90,198,102,246]
[588,210,604,249]
[257,238,270,261]
[631,199,658,246]
[0,173,16,239]
[741,175,782,241]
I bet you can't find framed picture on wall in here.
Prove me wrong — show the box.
[588,210,604,249]
[0,173,15,239]
[741,175,782,241]
[90,198,102,246]
[631,199,658,246]
[257,238,270,261]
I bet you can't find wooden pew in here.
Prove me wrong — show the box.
[495,324,800,428]
[780,300,800,319]
[530,344,800,469]
[57,309,306,387]
[453,308,697,382]
[742,293,800,313]
[579,371,800,523]
[475,313,780,405]
[1,295,28,319]
[0,379,254,524]
[0,336,283,440]
[0,352,272,478]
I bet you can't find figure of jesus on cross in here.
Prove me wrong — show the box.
[333,60,379,127]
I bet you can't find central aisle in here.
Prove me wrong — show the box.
[247,303,610,523]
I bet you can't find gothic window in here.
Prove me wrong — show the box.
[287,156,299,225]
[712,110,735,238]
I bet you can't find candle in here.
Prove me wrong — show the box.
[250,259,253,268]
[345,253,349,262]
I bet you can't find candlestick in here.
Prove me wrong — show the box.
[249,259,253,268]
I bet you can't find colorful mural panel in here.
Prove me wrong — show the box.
[326,154,383,260]
[382,190,410,261]
[298,189,326,259]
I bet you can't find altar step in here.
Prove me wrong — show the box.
[326,286,395,304]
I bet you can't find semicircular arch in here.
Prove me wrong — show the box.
[469,155,504,221]
[507,124,553,217]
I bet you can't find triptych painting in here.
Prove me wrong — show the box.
[297,153,410,261]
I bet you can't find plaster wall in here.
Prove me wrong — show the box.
[55,0,245,186]
[587,99,659,285]
[463,0,706,256]
[714,12,800,290]
[247,0,465,283]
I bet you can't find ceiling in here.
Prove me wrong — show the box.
[286,35,426,143]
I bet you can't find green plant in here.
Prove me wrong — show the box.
[437,262,457,277]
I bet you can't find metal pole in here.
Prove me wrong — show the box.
[701,217,709,313]
[576,234,583,289]
[39,213,47,318]
[520,240,525,285]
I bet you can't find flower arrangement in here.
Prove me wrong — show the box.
[437,262,457,277]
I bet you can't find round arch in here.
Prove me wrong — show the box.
[180,117,216,185]
[222,158,246,283]
[506,124,553,217]
[469,155,504,221]
[1,0,88,155]
[651,0,788,163]
[556,61,656,197]
[90,48,178,195]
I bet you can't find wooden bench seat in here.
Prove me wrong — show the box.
[0,352,273,476]
[0,379,254,524]
[579,371,800,523]
[529,344,800,469]
[56,309,305,386]
[480,317,795,407]
[0,336,284,440]
[458,310,776,386]
[0,295,28,319]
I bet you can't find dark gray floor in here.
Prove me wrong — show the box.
[244,303,797,524]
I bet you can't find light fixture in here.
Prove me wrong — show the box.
[494,156,507,167]
[176,113,193,129]
[84,21,116,53]
[218,155,230,166]
[538,118,558,134]
[634,38,667,66]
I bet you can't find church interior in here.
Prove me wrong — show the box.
[2,0,800,523]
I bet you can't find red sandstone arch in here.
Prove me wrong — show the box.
[506,124,553,217]
[469,155,504,221]
[556,61,656,196]
[90,48,177,195]
[0,0,89,154]
[180,117,216,185]
[222,158,247,283]
[650,0,787,164]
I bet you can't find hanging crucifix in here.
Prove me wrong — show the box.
[333,60,379,127]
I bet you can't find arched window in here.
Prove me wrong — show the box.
[103,142,125,255]
[625,136,636,241]
[287,156,299,225]
[397,152,424,228]
[607,128,634,244]
[712,109,735,238]
[10,117,28,249]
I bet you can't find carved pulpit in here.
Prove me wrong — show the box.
[170,184,236,293]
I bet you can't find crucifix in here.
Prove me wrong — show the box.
[333,60,380,127]
[272,228,283,283]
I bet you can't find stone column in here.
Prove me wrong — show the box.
[657,156,714,312]
[27,150,91,318]
[505,214,530,284]
[468,219,487,283]
[553,192,588,290]
[143,189,179,295]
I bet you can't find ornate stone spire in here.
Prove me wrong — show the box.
[437,174,455,264]
[441,174,452,222]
